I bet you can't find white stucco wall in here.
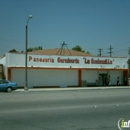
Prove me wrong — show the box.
[0,56,7,79]
[0,57,6,65]
[108,70,123,85]
[82,70,124,86]
[1,53,129,87]
[6,53,129,69]
[82,70,98,83]
[11,69,78,88]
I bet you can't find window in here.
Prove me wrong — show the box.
[1,79,8,84]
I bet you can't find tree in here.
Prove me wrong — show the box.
[27,47,33,52]
[9,49,18,53]
[72,45,85,52]
[22,46,43,52]
[86,51,90,54]
[72,45,90,54]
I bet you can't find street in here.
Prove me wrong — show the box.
[0,88,130,130]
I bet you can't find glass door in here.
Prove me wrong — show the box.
[99,74,107,86]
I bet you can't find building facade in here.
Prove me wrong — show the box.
[0,52,129,88]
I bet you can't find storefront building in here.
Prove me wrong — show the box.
[0,51,129,88]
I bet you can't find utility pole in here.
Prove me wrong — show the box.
[128,47,130,55]
[128,47,130,71]
[108,45,113,57]
[98,49,103,56]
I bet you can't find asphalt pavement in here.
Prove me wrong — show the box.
[0,88,130,130]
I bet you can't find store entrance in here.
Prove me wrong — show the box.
[99,74,107,86]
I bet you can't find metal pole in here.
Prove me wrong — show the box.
[24,25,28,90]
[24,15,33,91]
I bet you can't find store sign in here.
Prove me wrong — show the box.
[57,57,79,63]
[29,56,54,63]
[83,58,113,64]
[29,56,113,65]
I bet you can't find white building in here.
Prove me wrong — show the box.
[0,49,129,88]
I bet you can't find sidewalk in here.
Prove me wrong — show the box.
[15,86,130,92]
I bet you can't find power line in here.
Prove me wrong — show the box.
[111,41,130,47]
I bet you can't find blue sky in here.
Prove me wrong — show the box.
[0,0,130,57]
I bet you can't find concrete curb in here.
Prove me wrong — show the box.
[15,86,130,92]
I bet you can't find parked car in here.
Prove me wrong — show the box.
[0,79,18,92]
